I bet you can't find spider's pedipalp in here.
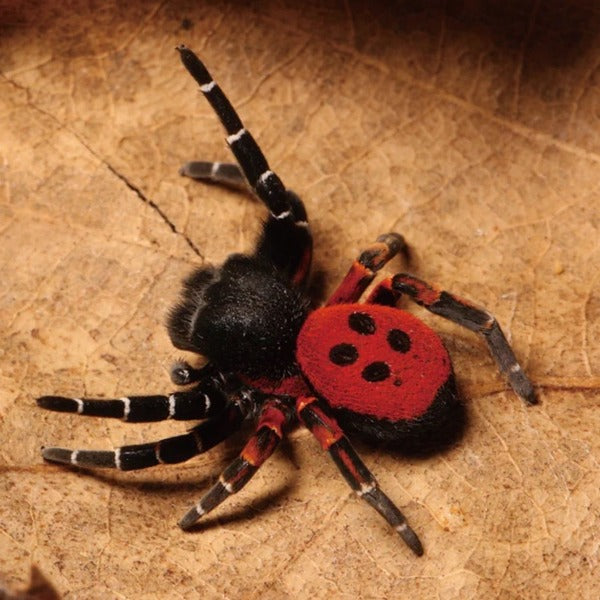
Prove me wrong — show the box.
[169,360,226,388]
[179,397,293,529]
[170,361,204,386]
[296,395,423,556]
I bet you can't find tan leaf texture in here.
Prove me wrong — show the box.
[1,1,599,598]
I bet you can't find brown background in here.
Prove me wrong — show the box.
[1,1,599,598]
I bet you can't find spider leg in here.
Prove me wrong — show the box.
[386,273,536,405]
[176,45,296,220]
[254,189,312,286]
[296,396,424,556]
[179,161,247,190]
[326,233,407,305]
[364,276,397,306]
[176,45,312,284]
[169,360,222,386]
[41,391,256,471]
[179,397,294,529]
[37,369,230,422]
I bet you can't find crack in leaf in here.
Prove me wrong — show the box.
[1,70,204,261]
[105,164,203,259]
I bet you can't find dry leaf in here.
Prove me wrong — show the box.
[1,1,599,598]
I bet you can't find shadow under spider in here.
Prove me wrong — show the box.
[182,481,296,532]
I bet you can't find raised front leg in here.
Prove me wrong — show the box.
[296,395,423,556]
[177,46,312,284]
[387,273,536,405]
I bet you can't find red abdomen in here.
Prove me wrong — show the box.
[296,304,452,421]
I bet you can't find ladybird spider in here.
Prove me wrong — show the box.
[37,45,536,557]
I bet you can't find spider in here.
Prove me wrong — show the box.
[37,45,536,557]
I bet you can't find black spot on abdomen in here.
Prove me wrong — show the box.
[348,312,376,335]
[387,328,411,353]
[362,361,390,382]
[329,343,359,366]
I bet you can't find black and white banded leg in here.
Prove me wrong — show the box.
[177,45,296,221]
[37,376,230,423]
[176,45,312,284]
[41,390,259,471]
[179,161,247,190]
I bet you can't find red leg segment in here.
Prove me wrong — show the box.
[178,398,294,529]
[365,276,397,306]
[326,233,407,305]
[296,396,424,556]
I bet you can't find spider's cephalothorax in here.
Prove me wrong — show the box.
[37,46,537,557]
[167,254,310,379]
